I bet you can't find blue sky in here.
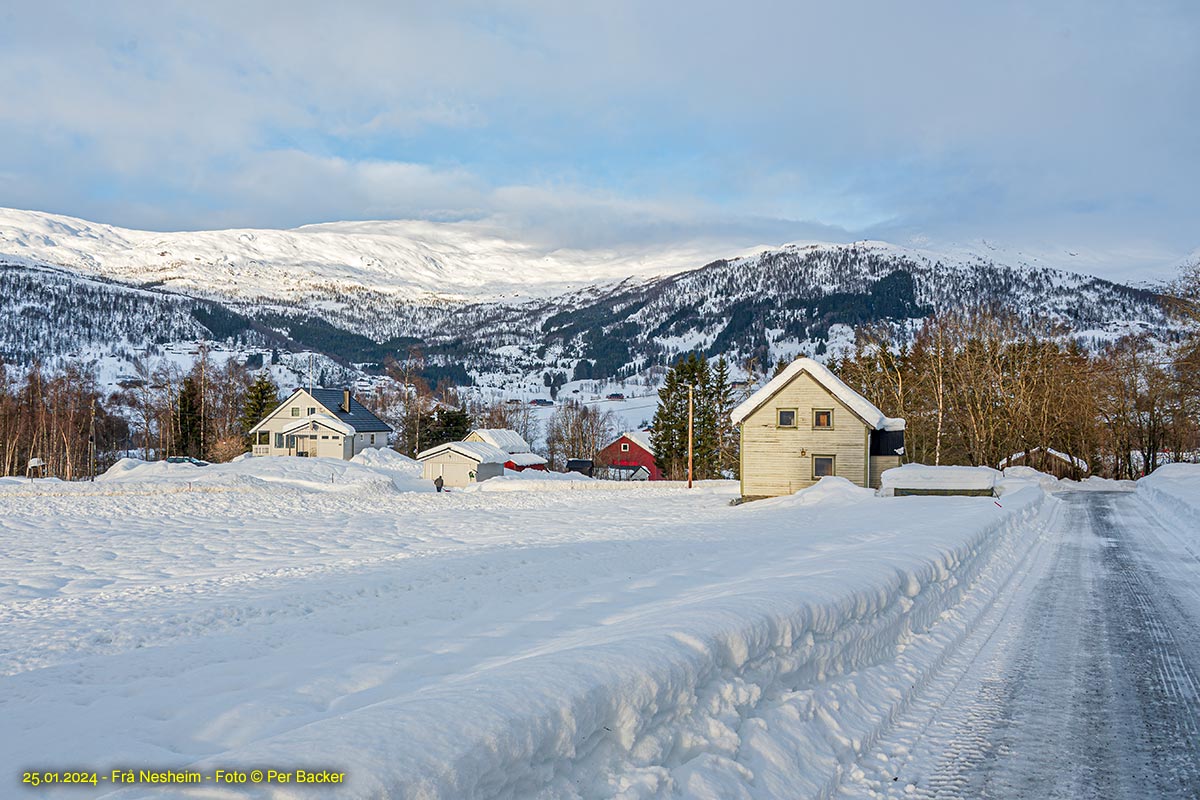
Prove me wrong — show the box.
[0,1,1196,280]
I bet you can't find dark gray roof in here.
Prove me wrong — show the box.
[293,387,393,433]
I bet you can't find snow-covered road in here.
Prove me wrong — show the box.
[841,489,1200,799]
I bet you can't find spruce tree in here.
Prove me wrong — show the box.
[174,376,203,458]
[426,405,472,450]
[239,372,280,444]
[710,356,739,477]
[650,359,689,479]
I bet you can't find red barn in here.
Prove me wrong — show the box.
[598,431,661,481]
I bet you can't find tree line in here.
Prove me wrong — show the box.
[831,306,1198,478]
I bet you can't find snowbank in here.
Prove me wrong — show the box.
[1058,475,1136,492]
[178,490,1047,798]
[1137,462,1200,523]
[757,475,876,509]
[879,464,1001,496]
[96,455,431,494]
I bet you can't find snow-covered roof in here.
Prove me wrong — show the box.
[281,414,356,436]
[506,451,548,467]
[468,429,531,453]
[730,357,905,431]
[1000,447,1089,472]
[417,440,510,466]
[611,430,655,456]
[880,464,1001,492]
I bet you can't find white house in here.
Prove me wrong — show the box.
[248,388,392,460]
[417,440,509,487]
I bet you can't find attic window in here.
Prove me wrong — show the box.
[308,407,316,415]
[621,442,630,452]
[777,409,797,428]
[291,408,300,417]
[813,409,833,429]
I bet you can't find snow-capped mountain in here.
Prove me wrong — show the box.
[0,208,1180,396]
[0,207,707,304]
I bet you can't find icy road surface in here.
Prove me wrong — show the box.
[841,490,1200,799]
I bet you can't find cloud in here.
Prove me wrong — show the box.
[0,1,1196,280]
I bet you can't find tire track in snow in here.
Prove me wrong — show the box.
[843,491,1200,799]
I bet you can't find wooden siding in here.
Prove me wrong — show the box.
[420,450,504,487]
[869,455,901,489]
[739,371,872,497]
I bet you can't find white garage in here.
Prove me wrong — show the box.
[417,441,508,488]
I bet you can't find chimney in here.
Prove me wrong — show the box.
[342,389,351,413]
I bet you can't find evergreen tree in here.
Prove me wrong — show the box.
[651,354,720,479]
[709,357,739,477]
[239,372,280,443]
[425,404,472,450]
[174,376,203,458]
[650,360,689,479]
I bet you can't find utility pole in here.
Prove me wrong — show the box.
[309,353,315,394]
[687,384,694,489]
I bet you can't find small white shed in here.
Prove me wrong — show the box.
[417,441,509,488]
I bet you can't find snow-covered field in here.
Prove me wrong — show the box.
[1,457,1061,798]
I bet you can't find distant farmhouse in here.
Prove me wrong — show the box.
[597,431,660,481]
[732,357,905,499]
[1000,447,1089,480]
[249,388,392,460]
[464,429,547,471]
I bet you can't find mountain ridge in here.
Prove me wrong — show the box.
[0,208,1181,397]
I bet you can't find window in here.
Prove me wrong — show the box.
[275,433,284,449]
[370,434,376,444]
[813,409,833,429]
[812,455,836,479]
[777,409,797,428]
[321,435,330,440]
[286,435,296,449]
[291,407,300,417]
[621,442,630,452]
[307,407,316,415]
[256,431,270,445]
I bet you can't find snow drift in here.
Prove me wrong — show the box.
[1137,462,1200,523]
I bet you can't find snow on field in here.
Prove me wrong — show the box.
[0,455,1056,799]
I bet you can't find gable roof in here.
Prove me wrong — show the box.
[306,388,393,433]
[730,357,905,431]
[468,429,531,453]
[281,413,356,436]
[619,431,657,455]
[416,440,510,465]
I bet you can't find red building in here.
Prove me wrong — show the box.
[597,431,661,480]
